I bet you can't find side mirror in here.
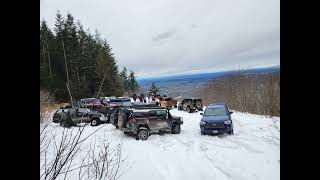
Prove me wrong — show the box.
[200,113,203,115]
[230,111,233,114]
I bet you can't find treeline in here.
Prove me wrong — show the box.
[40,11,138,102]
[198,71,280,116]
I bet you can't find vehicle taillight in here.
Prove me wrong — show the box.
[130,117,137,123]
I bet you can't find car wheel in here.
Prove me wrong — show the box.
[228,130,234,135]
[187,107,191,113]
[90,118,100,126]
[61,119,71,128]
[137,129,149,140]
[201,130,206,135]
[178,106,182,110]
[172,124,181,134]
[60,120,68,127]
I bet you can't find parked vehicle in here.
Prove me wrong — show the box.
[117,97,132,106]
[52,108,70,123]
[80,98,98,107]
[53,107,108,127]
[109,106,127,129]
[178,98,203,113]
[109,103,160,129]
[199,103,233,135]
[123,108,183,140]
[109,97,132,106]
[160,97,177,109]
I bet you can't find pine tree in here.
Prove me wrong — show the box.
[149,82,159,97]
[40,12,140,102]
[128,71,138,94]
[120,67,129,92]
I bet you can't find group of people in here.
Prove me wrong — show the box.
[132,94,147,103]
[132,93,168,106]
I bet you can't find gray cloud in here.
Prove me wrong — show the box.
[40,0,279,78]
[152,29,176,42]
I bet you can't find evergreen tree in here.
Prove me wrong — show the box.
[128,71,139,94]
[40,11,140,102]
[149,82,159,97]
[120,67,129,91]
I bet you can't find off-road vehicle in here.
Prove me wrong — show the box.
[178,98,203,113]
[199,103,234,135]
[109,103,160,129]
[52,108,70,123]
[53,107,108,128]
[123,108,183,140]
[159,97,177,109]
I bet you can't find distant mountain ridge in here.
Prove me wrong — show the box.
[137,66,280,98]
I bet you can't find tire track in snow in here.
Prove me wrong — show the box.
[200,146,246,180]
[223,137,264,154]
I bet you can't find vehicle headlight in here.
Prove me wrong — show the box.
[200,121,206,125]
[224,120,231,125]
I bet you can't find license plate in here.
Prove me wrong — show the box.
[212,130,219,133]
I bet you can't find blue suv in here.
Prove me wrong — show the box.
[199,103,234,135]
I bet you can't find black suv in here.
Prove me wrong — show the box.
[178,98,203,113]
[123,108,183,140]
[53,107,108,128]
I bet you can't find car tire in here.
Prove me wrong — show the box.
[201,130,206,135]
[60,119,71,128]
[187,107,191,113]
[178,106,182,110]
[137,129,149,140]
[172,124,181,134]
[60,120,67,127]
[90,118,100,126]
[228,130,234,135]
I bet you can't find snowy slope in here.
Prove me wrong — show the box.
[42,109,280,180]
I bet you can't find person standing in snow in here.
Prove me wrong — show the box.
[155,97,160,106]
[138,95,143,103]
[133,94,137,102]
[140,94,146,103]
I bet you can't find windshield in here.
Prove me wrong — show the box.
[204,107,228,116]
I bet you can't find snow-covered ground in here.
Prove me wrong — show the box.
[41,108,280,180]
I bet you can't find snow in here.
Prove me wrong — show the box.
[41,108,280,180]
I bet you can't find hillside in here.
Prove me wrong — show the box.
[137,66,280,98]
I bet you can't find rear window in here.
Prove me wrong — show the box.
[155,110,166,117]
[133,112,149,117]
[149,110,166,117]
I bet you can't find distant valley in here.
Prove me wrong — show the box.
[137,66,280,98]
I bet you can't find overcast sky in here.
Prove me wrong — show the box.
[40,0,280,79]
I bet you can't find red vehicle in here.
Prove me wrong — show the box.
[160,97,177,109]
